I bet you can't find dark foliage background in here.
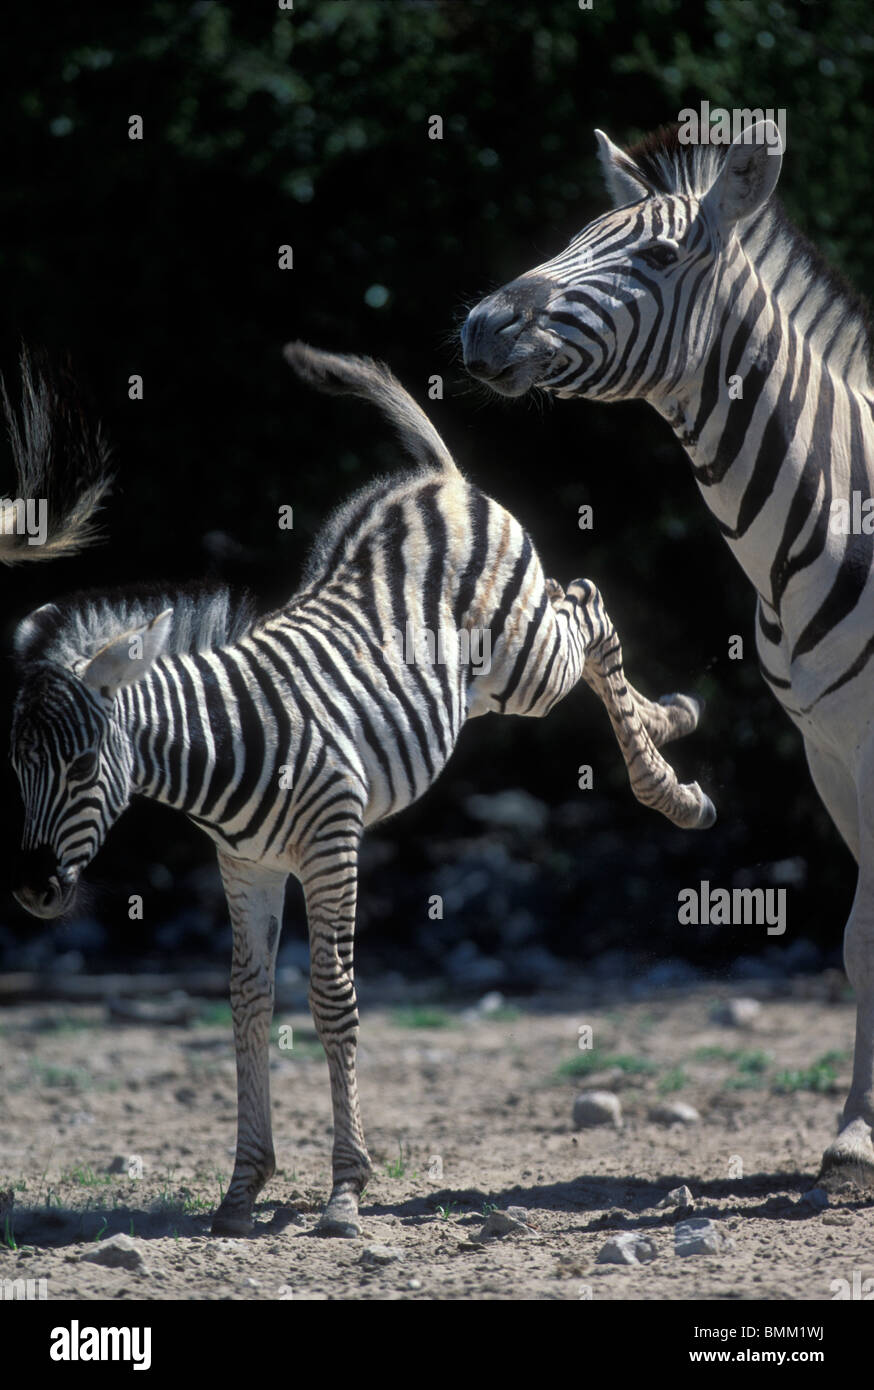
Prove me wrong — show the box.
[1,0,871,983]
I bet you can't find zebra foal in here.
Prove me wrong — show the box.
[7,344,714,1237]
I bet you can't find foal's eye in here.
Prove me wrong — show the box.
[640,243,679,270]
[68,751,99,784]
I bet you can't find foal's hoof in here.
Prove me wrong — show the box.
[694,789,717,830]
[314,1214,361,1238]
[211,1211,255,1236]
[658,691,702,733]
[315,1191,361,1238]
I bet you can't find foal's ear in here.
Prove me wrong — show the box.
[14,602,61,662]
[81,608,173,698]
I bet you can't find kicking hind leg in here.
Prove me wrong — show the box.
[560,579,715,830]
[543,578,702,751]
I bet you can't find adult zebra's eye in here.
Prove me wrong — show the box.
[640,243,679,270]
[68,751,99,784]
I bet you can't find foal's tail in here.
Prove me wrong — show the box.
[0,345,113,567]
[283,340,459,476]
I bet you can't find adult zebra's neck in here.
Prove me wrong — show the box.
[652,209,874,665]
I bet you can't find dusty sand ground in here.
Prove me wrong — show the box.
[1,971,872,1302]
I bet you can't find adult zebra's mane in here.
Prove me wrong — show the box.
[624,125,874,390]
[16,581,257,674]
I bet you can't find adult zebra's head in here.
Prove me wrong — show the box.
[462,121,783,403]
[10,605,172,919]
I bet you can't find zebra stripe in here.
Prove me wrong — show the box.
[10,343,713,1236]
[462,119,874,1190]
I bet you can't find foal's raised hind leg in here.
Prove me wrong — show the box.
[557,579,715,829]
[544,579,703,750]
[212,852,288,1235]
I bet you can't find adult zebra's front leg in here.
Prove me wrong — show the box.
[300,807,373,1237]
[212,852,288,1235]
[819,735,874,1189]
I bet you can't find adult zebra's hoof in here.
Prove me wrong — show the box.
[818,1122,874,1191]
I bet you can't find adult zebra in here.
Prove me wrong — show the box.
[6,344,714,1237]
[462,119,874,1189]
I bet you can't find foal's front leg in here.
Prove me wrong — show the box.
[212,851,288,1235]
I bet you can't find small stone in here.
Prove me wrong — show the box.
[675,1219,728,1257]
[407,1278,423,1290]
[506,1205,533,1225]
[360,1244,405,1266]
[655,1185,695,1210]
[799,1187,829,1209]
[596,1232,658,1265]
[711,998,762,1028]
[473,1210,536,1241]
[242,1276,260,1287]
[463,789,549,834]
[477,991,505,1016]
[573,1091,622,1129]
[648,1101,700,1126]
[80,1233,148,1273]
[822,1212,854,1227]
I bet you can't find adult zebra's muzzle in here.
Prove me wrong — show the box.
[13,845,79,919]
[462,275,558,396]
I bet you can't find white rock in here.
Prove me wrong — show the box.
[648,1101,700,1125]
[360,1244,405,1266]
[655,1185,695,1209]
[79,1233,148,1273]
[800,1187,829,1209]
[596,1232,658,1265]
[473,1210,536,1241]
[477,991,505,1016]
[675,1219,731,1257]
[573,1090,623,1128]
[711,998,762,1027]
[464,789,548,834]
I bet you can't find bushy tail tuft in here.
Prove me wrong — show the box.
[283,341,458,475]
[0,345,114,566]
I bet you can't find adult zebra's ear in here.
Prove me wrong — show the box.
[702,121,783,231]
[81,608,174,698]
[595,130,654,207]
